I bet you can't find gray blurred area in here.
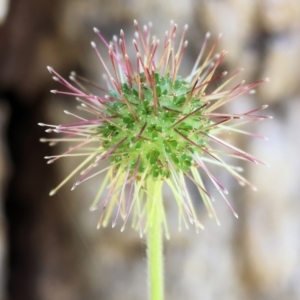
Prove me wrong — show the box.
[0,0,299,299]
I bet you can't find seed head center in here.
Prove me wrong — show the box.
[100,73,211,179]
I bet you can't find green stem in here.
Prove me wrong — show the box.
[147,179,164,300]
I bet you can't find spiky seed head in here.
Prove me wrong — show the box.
[41,21,270,236]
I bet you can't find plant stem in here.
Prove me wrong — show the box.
[147,179,164,300]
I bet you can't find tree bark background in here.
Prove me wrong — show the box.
[0,0,299,299]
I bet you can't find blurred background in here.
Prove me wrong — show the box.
[0,0,299,299]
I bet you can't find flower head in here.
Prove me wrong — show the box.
[40,20,270,237]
